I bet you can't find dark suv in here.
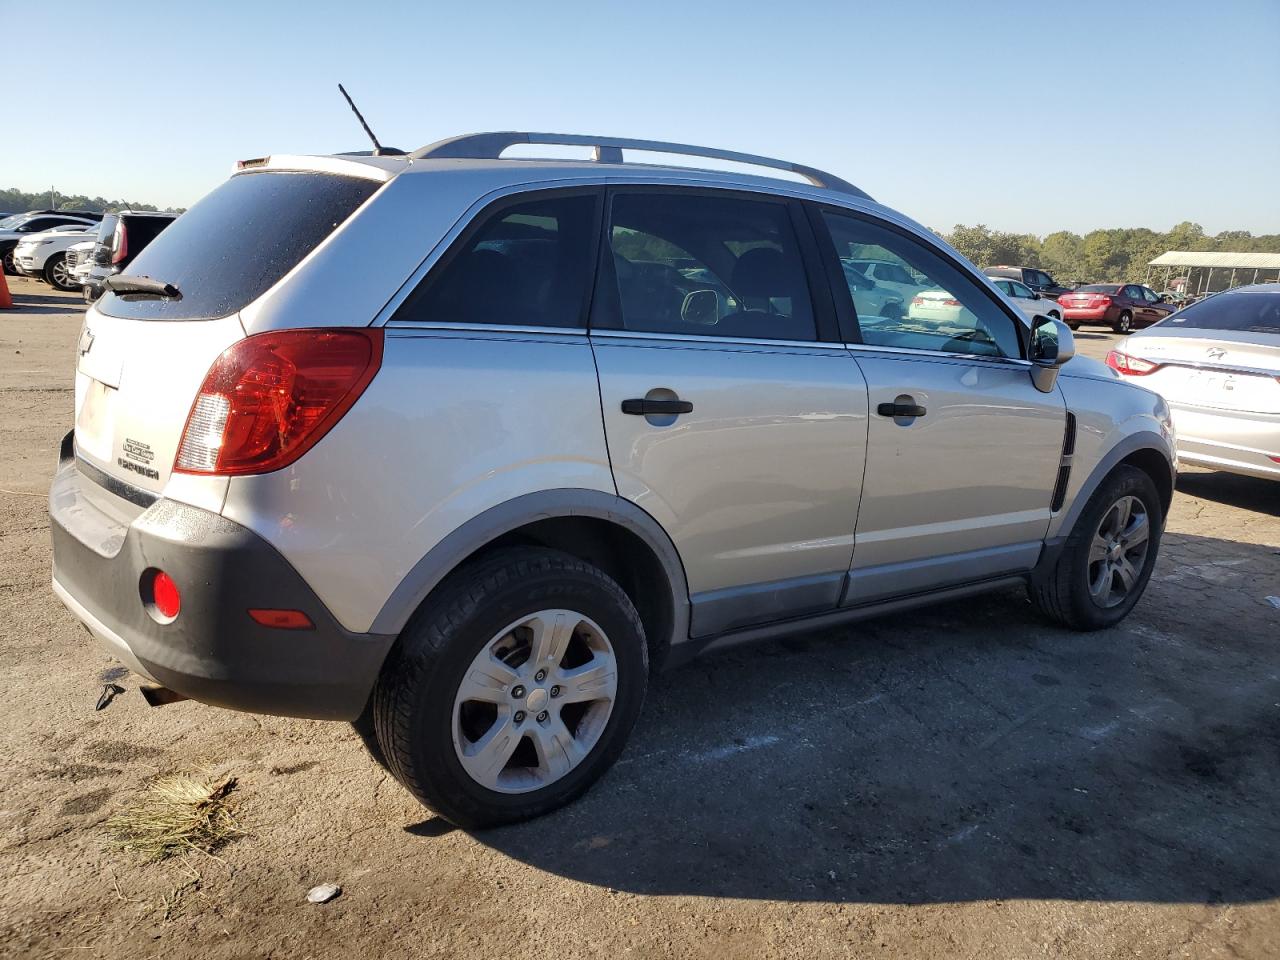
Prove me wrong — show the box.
[985,265,1074,299]
[81,211,177,300]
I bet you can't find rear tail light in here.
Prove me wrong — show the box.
[942,298,961,307]
[911,296,924,306]
[1106,350,1161,376]
[1096,295,1112,305]
[111,219,127,265]
[175,328,383,476]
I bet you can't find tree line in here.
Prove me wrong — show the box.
[941,222,1280,287]
[0,186,184,216]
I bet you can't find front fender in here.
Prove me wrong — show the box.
[1050,375,1175,540]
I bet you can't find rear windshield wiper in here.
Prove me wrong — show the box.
[104,275,182,300]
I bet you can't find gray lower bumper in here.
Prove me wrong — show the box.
[48,435,396,720]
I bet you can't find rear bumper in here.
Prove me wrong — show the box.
[1061,306,1116,323]
[1171,403,1280,481]
[49,435,395,720]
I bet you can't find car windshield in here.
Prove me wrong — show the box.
[0,214,30,229]
[1075,284,1121,293]
[1164,290,1280,334]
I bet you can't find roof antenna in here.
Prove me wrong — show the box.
[338,83,405,157]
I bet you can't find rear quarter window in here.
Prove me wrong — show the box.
[96,171,379,321]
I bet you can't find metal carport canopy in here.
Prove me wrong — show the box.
[1148,251,1280,270]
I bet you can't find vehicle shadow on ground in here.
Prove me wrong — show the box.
[3,289,85,315]
[463,529,1280,905]
[1177,471,1279,517]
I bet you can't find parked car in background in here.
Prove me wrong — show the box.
[845,257,932,302]
[988,276,1064,322]
[1108,284,1279,480]
[0,210,103,275]
[81,211,177,300]
[1058,283,1175,333]
[13,223,98,290]
[985,265,1074,299]
[839,259,906,318]
[67,239,97,289]
[50,132,1175,828]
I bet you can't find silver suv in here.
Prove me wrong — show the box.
[50,133,1176,826]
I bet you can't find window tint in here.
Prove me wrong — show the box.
[822,210,1021,358]
[994,280,1014,295]
[395,194,596,328]
[604,192,816,341]
[1143,287,1161,303]
[1030,270,1051,288]
[1165,291,1280,334]
[1123,285,1143,299]
[1076,284,1121,293]
[98,171,378,321]
[1010,281,1034,299]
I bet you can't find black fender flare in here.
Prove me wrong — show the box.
[368,488,691,650]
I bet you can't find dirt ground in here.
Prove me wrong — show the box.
[1,277,1277,959]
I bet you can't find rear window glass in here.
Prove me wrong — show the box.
[97,171,378,321]
[1165,291,1280,334]
[1074,284,1121,293]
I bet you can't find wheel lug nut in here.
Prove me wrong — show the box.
[550,685,561,698]
[514,710,526,724]
[536,710,548,723]
[534,669,547,683]
[511,685,525,699]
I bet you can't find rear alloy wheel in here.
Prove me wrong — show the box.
[1,247,15,277]
[1114,311,1133,334]
[43,253,76,291]
[372,547,648,827]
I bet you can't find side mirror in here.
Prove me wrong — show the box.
[1029,315,1074,393]
[681,289,719,325]
[1031,291,1042,299]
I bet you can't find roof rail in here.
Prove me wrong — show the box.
[410,132,871,200]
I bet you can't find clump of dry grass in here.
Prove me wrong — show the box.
[105,772,242,861]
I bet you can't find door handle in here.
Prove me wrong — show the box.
[622,398,693,416]
[876,399,927,418]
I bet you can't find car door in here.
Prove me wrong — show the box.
[1007,280,1042,319]
[1141,286,1172,325]
[591,188,869,637]
[813,206,1067,605]
[1123,285,1152,325]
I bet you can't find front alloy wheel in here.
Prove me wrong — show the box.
[1087,495,1150,608]
[46,254,75,291]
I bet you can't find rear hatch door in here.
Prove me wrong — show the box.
[76,167,382,497]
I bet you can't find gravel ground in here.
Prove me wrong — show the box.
[1,277,1277,959]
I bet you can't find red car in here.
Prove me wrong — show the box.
[1057,283,1176,333]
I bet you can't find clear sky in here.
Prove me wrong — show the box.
[4,0,1278,236]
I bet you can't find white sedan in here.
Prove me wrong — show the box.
[989,276,1064,322]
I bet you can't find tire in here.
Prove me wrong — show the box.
[372,547,648,828]
[1113,311,1133,334]
[1,245,15,278]
[1030,464,1163,630]
[43,253,76,291]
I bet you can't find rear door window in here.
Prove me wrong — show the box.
[599,191,817,341]
[392,192,598,328]
[96,171,379,321]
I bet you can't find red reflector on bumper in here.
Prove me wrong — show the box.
[248,609,315,630]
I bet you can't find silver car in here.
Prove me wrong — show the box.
[49,132,1176,827]
[1109,284,1280,481]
